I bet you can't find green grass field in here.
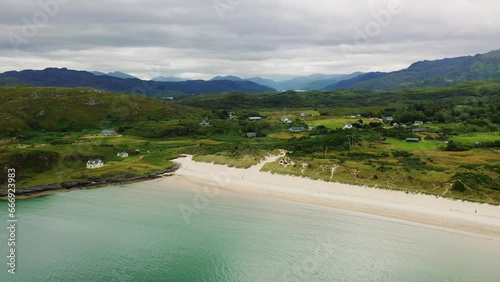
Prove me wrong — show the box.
[306,118,345,129]
[267,132,307,139]
[384,138,443,151]
[451,132,500,145]
[0,133,192,189]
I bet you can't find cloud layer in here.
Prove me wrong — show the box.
[1,0,499,80]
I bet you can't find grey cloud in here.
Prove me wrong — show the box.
[0,0,499,80]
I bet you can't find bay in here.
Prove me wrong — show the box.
[1,180,499,281]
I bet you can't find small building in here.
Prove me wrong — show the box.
[248,117,262,121]
[246,132,257,138]
[405,138,420,143]
[414,121,424,126]
[383,117,394,122]
[86,159,104,169]
[199,120,210,127]
[117,152,129,158]
[101,130,117,136]
[412,128,427,133]
[281,117,293,124]
[343,123,353,130]
[300,112,308,117]
[289,126,306,133]
[392,122,400,128]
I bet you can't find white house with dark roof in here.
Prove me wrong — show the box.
[117,152,129,158]
[101,130,117,136]
[199,120,210,127]
[405,138,420,143]
[343,123,353,130]
[289,126,307,133]
[412,128,427,133]
[86,159,104,169]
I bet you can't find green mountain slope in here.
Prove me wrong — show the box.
[327,50,500,90]
[179,78,500,109]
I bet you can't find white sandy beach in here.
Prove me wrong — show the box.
[165,154,500,239]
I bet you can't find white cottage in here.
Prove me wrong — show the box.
[86,159,104,169]
[343,123,353,130]
[101,130,117,136]
[199,120,210,127]
[117,152,129,158]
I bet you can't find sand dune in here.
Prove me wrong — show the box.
[165,154,500,239]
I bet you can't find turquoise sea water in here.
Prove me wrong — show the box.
[1,180,500,282]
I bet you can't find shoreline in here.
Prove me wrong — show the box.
[0,165,180,200]
[5,154,500,238]
[167,155,500,239]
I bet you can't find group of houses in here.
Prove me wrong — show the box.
[339,118,428,142]
[379,118,429,130]
[86,130,129,169]
[85,151,129,169]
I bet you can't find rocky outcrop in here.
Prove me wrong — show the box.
[0,165,179,197]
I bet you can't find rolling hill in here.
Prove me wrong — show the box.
[0,86,206,135]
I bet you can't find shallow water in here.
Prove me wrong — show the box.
[1,180,499,281]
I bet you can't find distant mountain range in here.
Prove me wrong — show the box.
[152,76,190,82]
[1,50,498,95]
[208,73,363,90]
[326,49,500,90]
[91,71,139,80]
[148,49,500,91]
[0,68,275,96]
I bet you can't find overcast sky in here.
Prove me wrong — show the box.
[1,0,499,80]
